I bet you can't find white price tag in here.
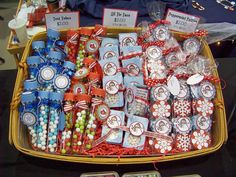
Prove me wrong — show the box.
[103,8,138,27]
[45,12,80,30]
[165,9,200,33]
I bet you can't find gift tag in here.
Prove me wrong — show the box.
[187,73,204,85]
[21,112,37,126]
[129,122,144,136]
[194,115,212,131]
[173,117,192,134]
[167,75,180,96]
[151,84,170,101]
[151,100,171,118]
[99,46,119,60]
[74,67,89,79]
[191,130,211,150]
[146,46,162,60]
[119,33,137,47]
[176,81,190,99]
[154,118,172,135]
[165,52,179,68]
[95,103,110,121]
[126,63,140,76]
[105,80,119,95]
[103,62,118,76]
[175,134,192,152]
[85,39,99,54]
[173,99,191,117]
[39,66,56,82]
[53,74,70,91]
[199,81,216,100]
[73,83,87,94]
[196,98,214,117]
[153,25,170,41]
[183,37,201,55]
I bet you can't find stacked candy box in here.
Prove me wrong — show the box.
[12,22,226,163]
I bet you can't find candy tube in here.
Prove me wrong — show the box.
[71,94,91,154]
[31,41,46,61]
[36,91,50,151]
[59,93,75,154]
[27,56,41,79]
[47,92,64,153]
[20,91,38,148]
[66,30,79,64]
[46,29,60,52]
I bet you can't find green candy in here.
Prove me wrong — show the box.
[91,131,95,136]
[86,144,91,150]
[80,125,84,130]
[73,135,77,139]
[66,142,71,147]
[86,129,90,134]
[75,123,79,128]
[61,149,66,154]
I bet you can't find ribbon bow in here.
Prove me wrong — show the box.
[67,33,79,45]
[64,100,88,112]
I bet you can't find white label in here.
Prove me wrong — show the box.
[165,9,200,33]
[187,73,204,85]
[45,12,80,30]
[167,75,180,96]
[103,8,138,27]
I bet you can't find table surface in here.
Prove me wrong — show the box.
[1,57,236,177]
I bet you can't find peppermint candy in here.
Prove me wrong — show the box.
[149,138,173,154]
[196,98,214,117]
[151,100,171,118]
[191,130,211,150]
[175,134,192,152]
[173,99,191,117]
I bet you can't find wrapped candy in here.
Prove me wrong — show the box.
[59,93,74,154]
[82,88,109,151]
[36,91,50,151]
[20,91,38,148]
[46,29,60,52]
[65,30,79,64]
[27,56,41,79]
[71,94,91,154]
[47,92,64,153]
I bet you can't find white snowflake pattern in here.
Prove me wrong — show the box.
[191,130,211,150]
[154,139,172,154]
[174,100,191,117]
[176,134,191,152]
[151,101,171,118]
[196,99,214,117]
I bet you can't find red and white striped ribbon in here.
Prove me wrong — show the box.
[64,103,74,112]
[89,61,97,69]
[119,51,143,60]
[75,100,89,110]
[67,33,79,45]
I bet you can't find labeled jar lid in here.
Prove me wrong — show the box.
[73,83,87,94]
[95,103,110,121]
[27,56,41,66]
[183,37,201,55]
[21,91,37,103]
[39,66,56,82]
[64,92,74,101]
[32,40,45,49]
[24,79,39,91]
[47,28,60,39]
[199,81,216,100]
[85,39,99,54]
[105,80,119,94]
[49,92,64,102]
[38,91,50,100]
[129,121,144,137]
[63,61,76,71]
[151,84,170,101]
[173,117,192,134]
[91,87,106,98]
[154,117,172,135]
[107,114,122,129]
[193,115,212,131]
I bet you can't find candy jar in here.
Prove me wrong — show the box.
[62,61,76,78]
[76,28,93,70]
[36,91,50,151]
[82,87,110,151]
[65,30,79,64]
[60,93,75,154]
[27,56,41,79]
[47,92,64,153]
[32,41,46,60]
[20,91,38,148]
[46,29,60,52]
[71,94,91,154]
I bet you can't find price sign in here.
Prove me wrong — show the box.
[103,8,138,27]
[45,12,80,30]
[165,9,200,33]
